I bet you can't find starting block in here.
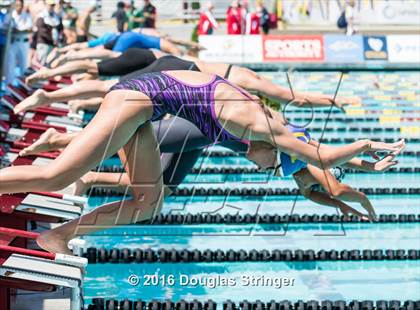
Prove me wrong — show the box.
[0,227,86,310]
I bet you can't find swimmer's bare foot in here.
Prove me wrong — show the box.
[14,89,48,114]
[338,201,369,221]
[37,230,73,255]
[68,100,83,114]
[25,69,49,86]
[19,128,60,156]
[51,54,67,68]
[72,73,94,82]
[73,172,93,196]
[46,47,59,66]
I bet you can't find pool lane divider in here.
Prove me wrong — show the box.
[87,299,419,310]
[83,248,419,264]
[200,150,420,158]
[137,213,419,225]
[89,187,420,197]
[98,165,420,174]
[204,148,420,157]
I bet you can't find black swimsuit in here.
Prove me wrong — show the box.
[97,48,157,76]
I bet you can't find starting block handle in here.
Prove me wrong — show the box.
[0,244,55,260]
[0,227,39,239]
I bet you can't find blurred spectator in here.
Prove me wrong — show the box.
[0,0,12,82]
[6,0,32,84]
[337,0,356,35]
[127,2,144,30]
[197,1,218,35]
[256,0,270,34]
[142,0,156,28]
[242,1,260,35]
[76,1,97,42]
[226,0,242,34]
[245,9,260,35]
[239,0,248,32]
[27,0,45,66]
[34,0,63,65]
[112,1,128,33]
[61,0,78,43]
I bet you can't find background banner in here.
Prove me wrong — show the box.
[199,35,263,63]
[262,35,324,62]
[387,35,420,63]
[363,36,388,61]
[324,35,364,63]
[199,34,418,65]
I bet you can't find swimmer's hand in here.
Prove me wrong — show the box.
[365,139,406,160]
[361,200,378,223]
[336,96,361,107]
[327,98,346,113]
[337,201,369,221]
[373,155,398,172]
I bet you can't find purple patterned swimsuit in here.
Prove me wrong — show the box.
[110,71,250,144]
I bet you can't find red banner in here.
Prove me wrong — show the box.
[262,35,325,62]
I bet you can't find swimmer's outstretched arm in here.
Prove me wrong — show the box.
[251,110,403,169]
[309,140,403,172]
[15,80,115,114]
[343,155,398,172]
[240,69,359,109]
[190,61,359,109]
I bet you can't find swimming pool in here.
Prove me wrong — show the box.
[82,70,419,305]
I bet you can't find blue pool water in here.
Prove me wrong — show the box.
[84,261,419,302]
[83,71,420,304]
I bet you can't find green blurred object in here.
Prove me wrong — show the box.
[191,24,199,43]
[127,8,144,30]
[191,1,201,10]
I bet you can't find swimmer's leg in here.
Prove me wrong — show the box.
[52,49,120,68]
[0,89,153,195]
[19,129,77,157]
[294,168,369,220]
[69,97,103,113]
[37,121,163,254]
[306,165,377,221]
[159,38,182,56]
[26,60,99,85]
[15,80,116,114]
[74,149,202,196]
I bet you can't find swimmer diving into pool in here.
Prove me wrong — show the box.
[49,31,182,57]
[0,70,405,255]
[18,55,359,114]
[19,118,399,223]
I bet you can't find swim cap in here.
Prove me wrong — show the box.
[276,124,311,177]
[330,166,345,182]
